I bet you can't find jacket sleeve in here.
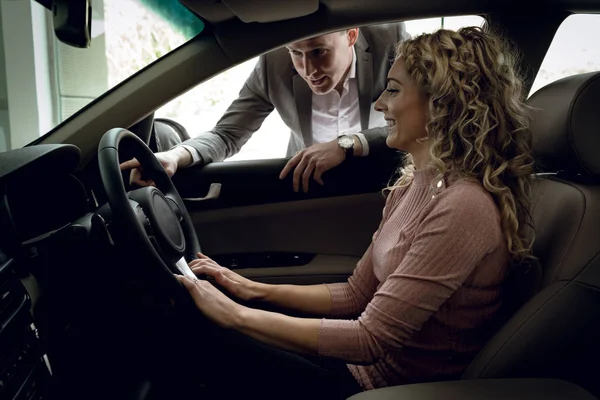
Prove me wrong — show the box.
[177,55,275,164]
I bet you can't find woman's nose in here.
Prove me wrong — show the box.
[374,93,386,112]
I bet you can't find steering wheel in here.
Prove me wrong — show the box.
[97,128,200,291]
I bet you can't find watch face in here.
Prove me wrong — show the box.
[338,135,354,150]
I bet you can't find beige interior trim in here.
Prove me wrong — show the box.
[219,0,318,23]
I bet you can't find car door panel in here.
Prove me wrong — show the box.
[191,192,383,266]
[173,155,399,284]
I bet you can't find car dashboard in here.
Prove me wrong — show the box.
[0,144,85,400]
[0,144,128,400]
[0,143,199,399]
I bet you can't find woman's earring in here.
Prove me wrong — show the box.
[416,125,430,145]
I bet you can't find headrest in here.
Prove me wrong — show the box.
[528,71,600,176]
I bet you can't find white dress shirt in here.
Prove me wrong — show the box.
[311,47,369,155]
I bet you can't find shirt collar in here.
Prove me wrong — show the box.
[348,46,357,80]
[340,47,357,94]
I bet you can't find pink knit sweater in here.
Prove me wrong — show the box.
[318,168,508,390]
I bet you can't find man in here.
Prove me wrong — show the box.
[123,23,409,192]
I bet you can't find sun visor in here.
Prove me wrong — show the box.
[183,0,319,23]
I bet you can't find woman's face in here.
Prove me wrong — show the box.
[375,57,429,158]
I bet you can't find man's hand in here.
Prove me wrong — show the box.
[279,140,347,193]
[119,147,191,187]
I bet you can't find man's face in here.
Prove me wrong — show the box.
[287,29,359,95]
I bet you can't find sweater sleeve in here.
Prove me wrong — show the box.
[325,242,379,318]
[325,188,404,318]
[318,185,501,364]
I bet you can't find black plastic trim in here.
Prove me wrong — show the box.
[211,252,316,270]
[173,152,402,211]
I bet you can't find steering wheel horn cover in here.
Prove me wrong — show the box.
[128,186,185,264]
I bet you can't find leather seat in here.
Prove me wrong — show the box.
[350,72,600,399]
[462,71,600,396]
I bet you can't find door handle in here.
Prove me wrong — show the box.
[182,183,221,202]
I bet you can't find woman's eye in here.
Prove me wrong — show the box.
[314,49,327,56]
[386,88,399,94]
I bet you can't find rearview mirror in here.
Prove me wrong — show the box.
[49,0,92,48]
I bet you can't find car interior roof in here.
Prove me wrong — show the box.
[184,0,600,25]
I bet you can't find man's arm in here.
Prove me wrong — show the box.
[173,55,275,165]
[358,126,388,156]
[120,56,275,186]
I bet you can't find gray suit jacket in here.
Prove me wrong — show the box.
[182,22,410,163]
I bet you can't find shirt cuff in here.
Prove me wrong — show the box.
[177,144,203,166]
[318,318,362,360]
[354,133,369,157]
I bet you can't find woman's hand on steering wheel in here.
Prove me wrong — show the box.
[176,275,243,329]
[190,253,268,302]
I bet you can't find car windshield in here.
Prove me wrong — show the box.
[0,0,204,151]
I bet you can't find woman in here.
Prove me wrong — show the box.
[176,26,534,399]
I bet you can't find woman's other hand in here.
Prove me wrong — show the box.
[176,275,243,329]
[189,253,268,302]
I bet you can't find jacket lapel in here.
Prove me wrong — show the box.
[293,74,313,147]
[355,33,373,131]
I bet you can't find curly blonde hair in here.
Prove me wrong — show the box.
[392,26,534,263]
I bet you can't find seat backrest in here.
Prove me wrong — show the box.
[463,72,600,398]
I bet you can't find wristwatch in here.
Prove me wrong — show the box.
[337,134,355,158]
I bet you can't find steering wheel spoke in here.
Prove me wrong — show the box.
[174,257,196,279]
